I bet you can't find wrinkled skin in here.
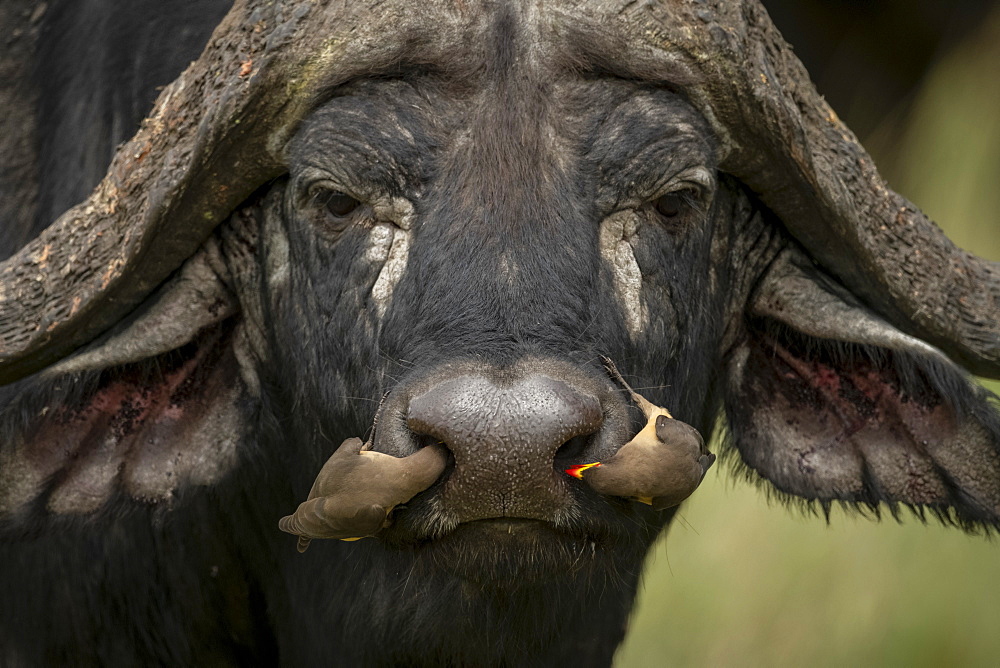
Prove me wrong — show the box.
[3,2,999,666]
[0,3,764,663]
[248,49,766,663]
[1,8,774,663]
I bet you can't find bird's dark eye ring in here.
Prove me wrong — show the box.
[320,191,361,218]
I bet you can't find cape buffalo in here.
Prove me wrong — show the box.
[1,1,998,665]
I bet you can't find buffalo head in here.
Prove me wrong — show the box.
[1,0,998,665]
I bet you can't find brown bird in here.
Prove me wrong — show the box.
[278,437,447,552]
[566,361,716,510]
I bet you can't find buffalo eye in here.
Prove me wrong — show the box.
[320,191,361,218]
[654,188,700,219]
[651,187,704,232]
[307,188,363,235]
[654,193,683,218]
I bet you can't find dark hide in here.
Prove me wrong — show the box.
[1,2,998,666]
[0,0,232,258]
[32,0,233,235]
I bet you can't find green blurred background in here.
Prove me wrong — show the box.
[617,3,1000,666]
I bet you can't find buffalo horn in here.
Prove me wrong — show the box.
[0,0,386,384]
[618,1,1000,377]
[2,1,996,381]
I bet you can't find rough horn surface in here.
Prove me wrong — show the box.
[2,0,996,384]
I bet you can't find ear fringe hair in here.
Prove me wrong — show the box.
[715,407,1000,537]
[753,317,1000,418]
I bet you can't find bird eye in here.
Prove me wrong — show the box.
[320,191,361,218]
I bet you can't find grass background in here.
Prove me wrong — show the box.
[616,7,1000,667]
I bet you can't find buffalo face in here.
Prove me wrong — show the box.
[264,71,729,553]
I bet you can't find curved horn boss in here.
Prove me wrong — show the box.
[2,1,996,381]
[0,0,407,382]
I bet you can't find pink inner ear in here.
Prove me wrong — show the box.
[16,324,242,515]
[770,341,892,433]
[741,331,955,505]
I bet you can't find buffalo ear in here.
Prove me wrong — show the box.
[724,247,1000,531]
[0,236,251,521]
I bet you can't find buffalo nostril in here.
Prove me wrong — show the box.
[415,434,456,468]
[554,434,596,466]
[405,373,605,521]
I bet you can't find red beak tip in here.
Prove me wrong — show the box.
[564,462,601,479]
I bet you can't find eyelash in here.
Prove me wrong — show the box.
[313,189,362,218]
[653,187,701,219]
[302,184,367,235]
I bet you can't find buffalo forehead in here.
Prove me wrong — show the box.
[291,0,714,183]
[285,79,714,351]
[279,2,721,361]
[290,80,715,205]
